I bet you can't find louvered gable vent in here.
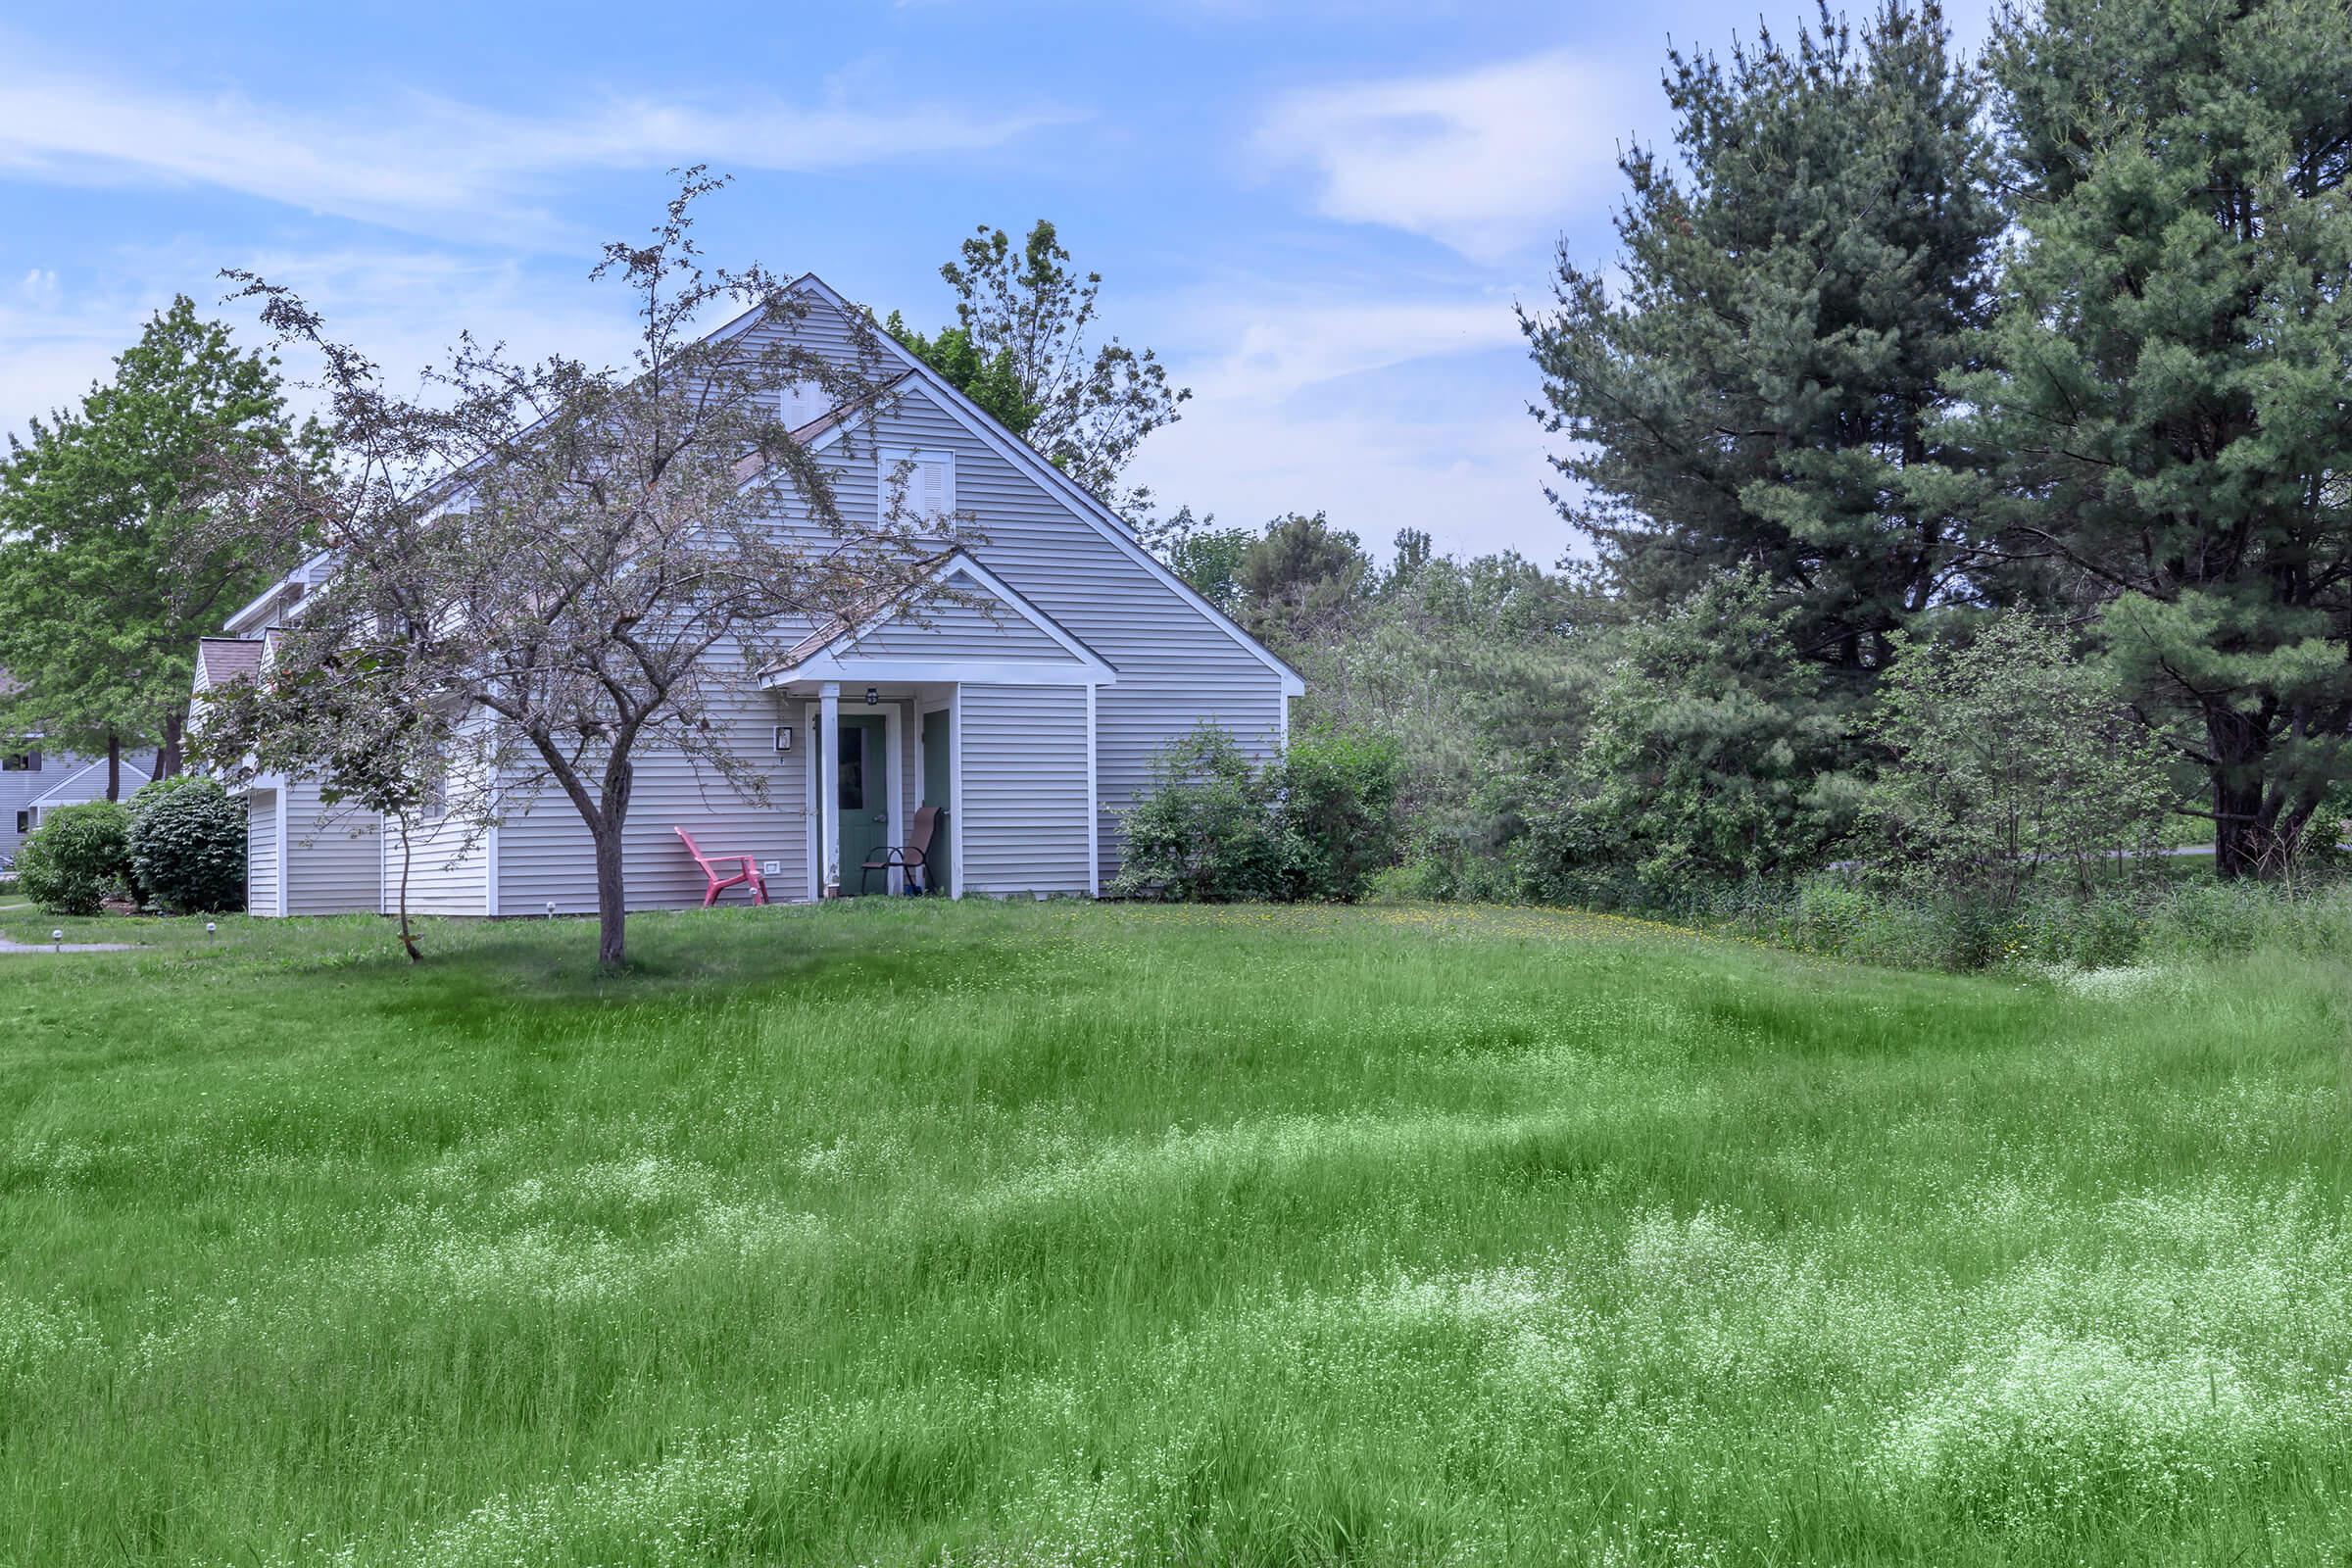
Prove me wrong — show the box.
[779,379,826,431]
[882,449,955,525]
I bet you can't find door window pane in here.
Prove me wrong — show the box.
[837,724,864,810]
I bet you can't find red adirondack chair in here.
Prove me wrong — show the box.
[674,827,769,906]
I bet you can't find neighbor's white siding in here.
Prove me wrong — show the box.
[385,814,488,916]
[281,777,380,915]
[246,789,281,917]
[957,683,1092,897]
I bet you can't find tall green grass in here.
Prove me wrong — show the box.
[2,901,2348,1564]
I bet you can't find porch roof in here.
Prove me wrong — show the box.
[759,552,1117,689]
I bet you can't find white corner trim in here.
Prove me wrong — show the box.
[880,700,906,895]
[274,786,290,919]
[802,699,819,903]
[1086,683,1100,899]
[786,275,1305,698]
[483,816,501,917]
[949,688,965,901]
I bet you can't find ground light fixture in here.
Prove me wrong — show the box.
[51,929,63,952]
[547,901,558,918]
[205,922,217,938]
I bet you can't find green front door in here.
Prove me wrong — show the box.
[920,707,951,895]
[836,714,891,895]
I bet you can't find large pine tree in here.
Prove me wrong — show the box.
[1526,1,1999,684]
[1962,0,2352,877]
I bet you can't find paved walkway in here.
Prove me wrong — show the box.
[0,935,138,954]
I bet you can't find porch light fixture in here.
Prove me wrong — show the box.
[773,724,793,753]
[863,687,880,707]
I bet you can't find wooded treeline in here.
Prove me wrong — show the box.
[1148,0,2352,901]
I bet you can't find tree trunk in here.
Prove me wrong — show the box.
[106,731,122,802]
[593,759,635,968]
[396,820,420,963]
[593,825,628,968]
[157,710,183,779]
[2209,706,2274,880]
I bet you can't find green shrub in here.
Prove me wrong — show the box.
[1270,725,1401,902]
[127,774,246,913]
[15,800,133,916]
[1866,613,2173,906]
[1512,569,1858,907]
[1112,723,1401,903]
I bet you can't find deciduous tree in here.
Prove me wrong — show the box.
[0,298,307,792]
[206,172,970,967]
[890,220,1187,514]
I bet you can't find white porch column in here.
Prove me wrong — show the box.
[819,681,842,897]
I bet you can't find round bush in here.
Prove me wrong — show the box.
[16,800,133,916]
[127,775,247,913]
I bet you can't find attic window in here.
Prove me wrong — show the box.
[881,449,955,525]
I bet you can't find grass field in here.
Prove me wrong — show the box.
[3,900,2348,1565]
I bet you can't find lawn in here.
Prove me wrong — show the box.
[2,900,2347,1566]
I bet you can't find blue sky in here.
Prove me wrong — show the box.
[0,0,1998,563]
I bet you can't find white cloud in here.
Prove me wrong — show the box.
[1183,295,1524,403]
[0,247,647,441]
[1136,392,1564,562]
[1124,285,1564,560]
[0,56,1078,243]
[1256,50,1636,262]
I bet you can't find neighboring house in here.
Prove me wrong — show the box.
[196,273,1301,918]
[1,668,110,861]
[18,757,154,837]
[3,747,99,859]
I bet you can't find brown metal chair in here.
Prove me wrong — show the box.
[861,806,942,895]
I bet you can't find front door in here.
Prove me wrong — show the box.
[836,714,890,894]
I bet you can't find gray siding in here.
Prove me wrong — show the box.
[385,812,488,916]
[958,684,1092,897]
[849,378,1285,884]
[391,285,1290,910]
[493,671,806,913]
[847,570,1080,663]
[282,777,380,915]
[245,790,281,916]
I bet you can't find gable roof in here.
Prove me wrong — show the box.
[756,275,1304,698]
[25,756,154,811]
[762,552,1115,685]
[195,638,266,690]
